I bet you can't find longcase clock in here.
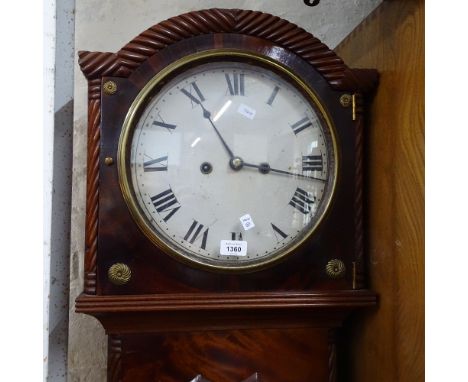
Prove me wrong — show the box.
[76,8,378,382]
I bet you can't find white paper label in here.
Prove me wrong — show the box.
[239,214,255,231]
[220,240,248,256]
[237,103,256,120]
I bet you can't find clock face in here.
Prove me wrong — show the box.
[119,56,337,271]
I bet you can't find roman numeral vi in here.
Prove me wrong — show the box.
[231,232,243,241]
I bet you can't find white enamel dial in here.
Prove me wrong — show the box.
[123,59,336,270]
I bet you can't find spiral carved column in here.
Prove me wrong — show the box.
[84,78,101,294]
[328,329,337,382]
[353,93,365,290]
[108,335,123,382]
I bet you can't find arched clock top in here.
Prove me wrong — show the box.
[78,8,377,93]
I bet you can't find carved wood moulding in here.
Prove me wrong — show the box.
[76,290,377,313]
[78,8,375,92]
[190,373,260,382]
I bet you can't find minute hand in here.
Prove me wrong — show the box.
[243,162,327,182]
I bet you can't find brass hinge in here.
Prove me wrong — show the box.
[352,261,357,289]
[352,94,356,121]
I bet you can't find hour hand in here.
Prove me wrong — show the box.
[201,107,235,159]
[185,98,235,159]
[180,86,235,159]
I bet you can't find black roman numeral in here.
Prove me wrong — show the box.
[271,223,288,242]
[302,154,323,172]
[231,232,243,241]
[180,82,205,106]
[150,188,181,222]
[143,155,168,172]
[266,86,280,106]
[153,120,177,130]
[184,220,209,249]
[289,187,316,215]
[225,73,245,96]
[290,116,313,135]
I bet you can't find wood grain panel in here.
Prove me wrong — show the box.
[335,0,424,381]
[119,328,329,382]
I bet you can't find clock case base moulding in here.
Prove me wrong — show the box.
[77,8,378,382]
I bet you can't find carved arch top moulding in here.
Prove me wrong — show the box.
[78,8,376,93]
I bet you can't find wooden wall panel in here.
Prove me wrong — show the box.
[335,0,424,381]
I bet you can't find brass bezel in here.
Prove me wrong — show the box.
[117,49,339,272]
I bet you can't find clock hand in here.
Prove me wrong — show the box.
[198,103,235,160]
[243,162,327,182]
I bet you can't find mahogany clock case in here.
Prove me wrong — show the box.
[76,8,378,382]
[96,33,358,295]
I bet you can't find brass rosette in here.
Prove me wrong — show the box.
[108,263,131,285]
[103,80,117,95]
[339,93,352,107]
[326,259,346,279]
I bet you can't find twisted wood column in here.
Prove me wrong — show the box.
[108,335,123,382]
[328,329,337,382]
[84,78,101,294]
[353,93,365,290]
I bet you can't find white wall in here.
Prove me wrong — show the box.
[67,1,382,381]
[44,1,75,381]
[44,2,56,380]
